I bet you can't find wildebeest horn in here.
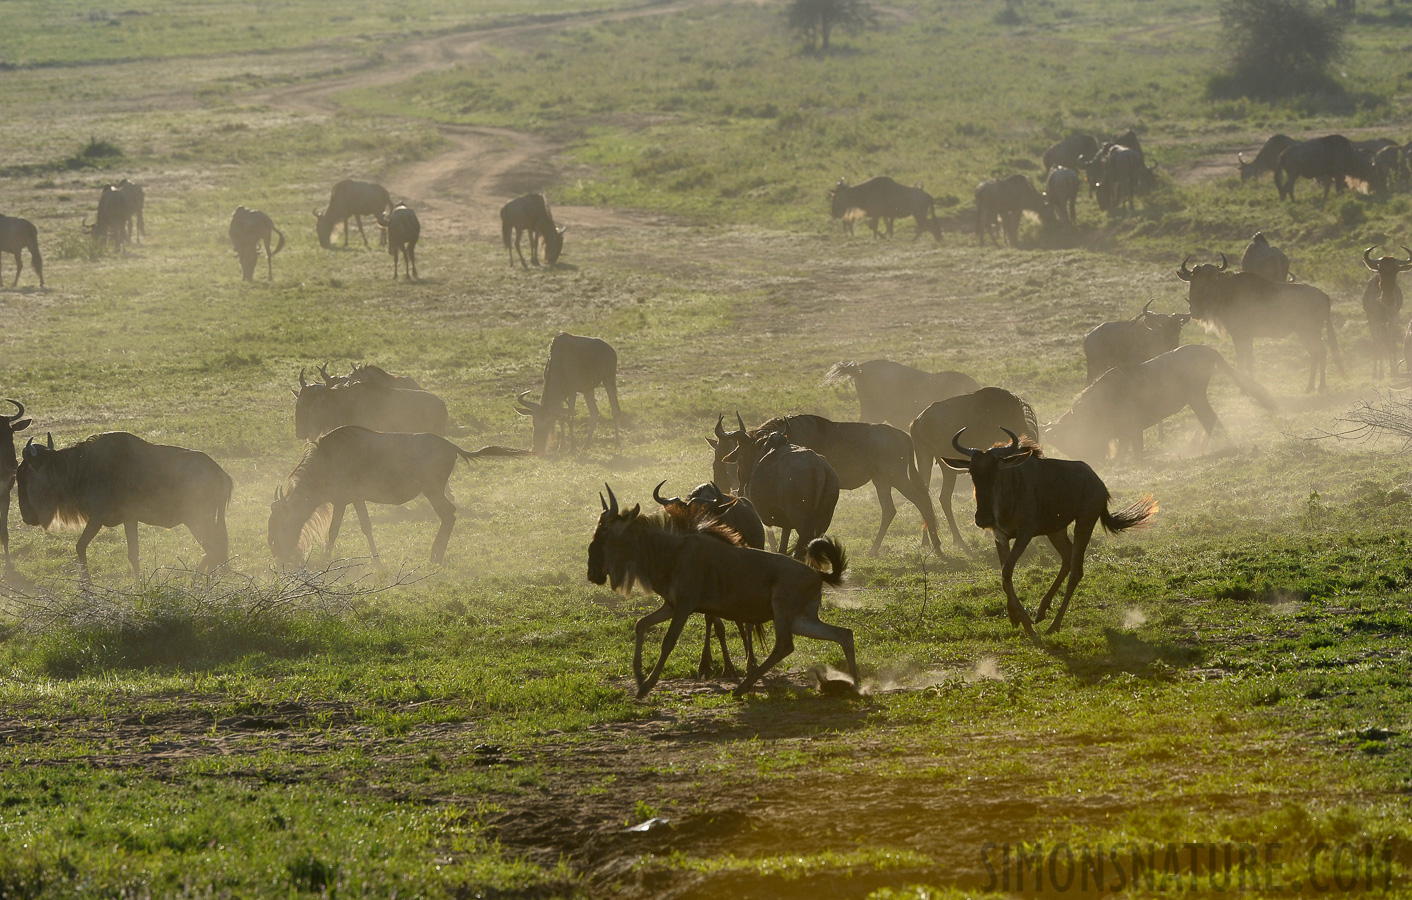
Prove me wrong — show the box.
[652,481,673,506]
[736,412,746,433]
[3,399,22,423]
[1176,255,1193,282]
[312,208,323,218]
[46,432,54,450]
[603,483,619,515]
[516,390,540,411]
[318,363,332,384]
[274,484,284,501]
[951,428,979,459]
[1001,427,1021,450]
[1140,299,1154,316]
[299,368,309,390]
[714,414,727,440]
[1365,246,1380,271]
[23,437,35,457]
[1218,253,1228,271]
[1237,152,1247,165]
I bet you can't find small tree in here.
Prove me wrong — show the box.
[1213,0,1347,98]
[786,0,877,52]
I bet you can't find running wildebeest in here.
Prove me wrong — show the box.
[910,387,1039,549]
[314,180,391,249]
[823,360,981,428]
[1044,166,1080,225]
[589,484,856,699]
[1042,134,1100,173]
[1082,300,1190,384]
[228,206,285,282]
[1361,246,1412,378]
[975,174,1052,246]
[1240,231,1290,283]
[1046,345,1277,461]
[941,429,1157,635]
[500,194,565,268]
[514,333,620,453]
[1238,135,1297,182]
[1177,254,1343,392]
[828,177,941,242]
[85,184,129,252]
[268,426,527,566]
[17,432,232,579]
[376,204,419,280]
[0,215,43,288]
[293,369,448,440]
[1274,135,1382,201]
[1,400,32,572]
[116,179,145,243]
[721,429,840,559]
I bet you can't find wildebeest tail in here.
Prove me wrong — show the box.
[804,536,848,585]
[456,445,532,462]
[1211,352,1278,412]
[823,361,862,386]
[1100,494,1157,534]
[912,436,933,493]
[271,227,286,257]
[501,215,513,250]
[1326,308,1345,376]
[1021,398,1040,440]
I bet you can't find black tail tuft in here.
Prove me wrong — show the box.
[1101,494,1158,533]
[804,536,848,585]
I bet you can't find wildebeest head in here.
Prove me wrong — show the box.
[940,427,1039,531]
[722,429,787,492]
[1136,299,1191,350]
[1363,245,1412,290]
[588,483,640,590]
[514,391,571,454]
[16,433,62,528]
[543,225,566,265]
[706,413,751,490]
[266,471,332,565]
[292,369,331,440]
[1175,253,1229,319]
[828,179,852,219]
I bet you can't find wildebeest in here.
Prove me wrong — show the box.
[975,174,1052,246]
[1043,166,1080,225]
[941,429,1156,634]
[1042,134,1099,173]
[1082,300,1190,384]
[910,388,1038,549]
[116,179,145,243]
[376,204,419,280]
[828,177,941,242]
[722,429,840,559]
[823,360,980,428]
[269,426,526,566]
[1080,145,1144,212]
[1177,254,1342,392]
[1,400,31,572]
[1361,246,1412,378]
[17,432,232,578]
[500,194,565,268]
[337,363,422,391]
[589,484,855,698]
[85,184,129,251]
[1274,135,1381,201]
[228,206,285,282]
[314,179,391,249]
[1373,145,1407,194]
[1238,134,1297,182]
[1240,231,1290,283]
[1046,345,1277,461]
[0,215,43,288]
[514,333,620,454]
[293,369,448,440]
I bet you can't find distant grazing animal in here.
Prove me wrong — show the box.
[1044,166,1080,225]
[314,179,391,249]
[376,204,420,280]
[941,429,1156,634]
[823,360,980,428]
[828,177,941,242]
[1238,135,1297,182]
[1,400,32,572]
[1274,135,1381,201]
[589,484,856,699]
[1239,231,1290,283]
[116,179,145,243]
[0,215,43,288]
[975,174,1052,246]
[1355,138,1399,157]
[500,194,565,268]
[1361,246,1412,378]
[1046,345,1277,461]
[293,369,448,440]
[17,432,232,579]
[1082,300,1189,384]
[1042,134,1100,173]
[1374,145,1407,194]
[721,429,840,559]
[514,333,620,453]
[1082,145,1143,212]
[1177,254,1342,392]
[228,206,285,282]
[268,425,526,566]
[909,388,1038,549]
[85,184,129,251]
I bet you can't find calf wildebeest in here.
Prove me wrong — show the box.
[514,333,620,453]
[1,400,32,572]
[116,179,145,243]
[910,388,1038,549]
[1046,345,1277,461]
[1177,254,1342,392]
[293,370,448,440]
[376,204,419,280]
[85,184,129,252]
[0,215,43,288]
[1361,246,1412,378]
[1043,166,1080,225]
[500,194,565,268]
[228,206,285,282]
[1082,300,1190,384]
[941,429,1156,635]
[1274,135,1381,201]
[269,426,526,566]
[721,429,840,559]
[1238,134,1297,182]
[590,484,855,698]
[314,179,391,249]
[1042,134,1099,173]
[975,174,1052,246]
[828,177,941,242]
[1240,231,1290,283]
[17,432,232,579]
[823,360,980,428]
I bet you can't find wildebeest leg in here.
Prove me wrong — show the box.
[638,607,694,699]
[764,528,778,552]
[894,473,942,554]
[1234,337,1255,377]
[697,616,740,679]
[1034,530,1073,622]
[1046,516,1098,634]
[937,469,968,548]
[427,491,457,565]
[582,391,601,449]
[188,510,229,574]
[737,621,759,670]
[74,520,103,581]
[353,215,371,249]
[869,481,896,557]
[326,504,347,559]
[407,244,418,281]
[632,603,674,691]
[604,380,622,451]
[1301,330,1326,393]
[778,527,794,558]
[734,612,796,698]
[264,238,274,282]
[353,500,381,561]
[124,520,140,578]
[999,533,1038,634]
[513,229,529,269]
[1189,393,1223,450]
[11,252,20,287]
[791,606,858,689]
[884,217,895,238]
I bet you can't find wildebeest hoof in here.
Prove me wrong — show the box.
[815,674,859,697]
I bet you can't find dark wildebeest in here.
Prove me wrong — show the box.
[338,363,422,391]
[116,179,145,243]
[722,430,840,560]
[910,388,1038,549]
[228,206,285,282]
[941,429,1156,635]
[314,179,391,249]
[0,215,43,288]
[1047,345,1277,461]
[500,194,565,268]
[828,177,941,242]
[514,333,620,453]
[823,360,980,428]
[1238,134,1297,182]
[376,204,420,281]
[1043,166,1080,225]
[589,484,856,699]
[1082,300,1190,384]
[86,184,129,251]
[1361,246,1412,378]
[1240,231,1290,283]
[975,174,1052,246]
[293,369,448,440]
[1177,254,1343,392]
[17,432,232,579]
[1,400,31,572]
[1274,135,1382,201]
[1042,134,1100,173]
[1082,145,1143,212]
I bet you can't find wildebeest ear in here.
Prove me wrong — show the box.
[705,437,718,450]
[11,418,30,432]
[939,456,971,471]
[627,504,641,520]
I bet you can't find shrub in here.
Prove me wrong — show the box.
[1209,0,1347,99]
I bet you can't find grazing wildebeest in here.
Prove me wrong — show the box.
[823,360,980,428]
[828,177,941,242]
[1177,254,1342,392]
[376,204,419,280]
[1043,166,1080,225]
[228,206,285,282]
[910,388,1038,549]
[1240,231,1290,283]
[500,194,565,268]
[1082,300,1190,384]
[975,174,1052,246]
[17,432,232,579]
[1373,145,1407,194]
[314,179,391,249]
[1274,135,1381,201]
[1047,345,1277,461]
[514,333,620,453]
[590,484,855,698]
[1361,246,1412,378]
[86,184,129,251]
[1080,145,1143,212]
[1042,134,1100,173]
[1,400,31,572]
[0,215,43,288]
[293,369,448,440]
[116,179,145,243]
[722,429,840,559]
[1238,135,1297,182]
[941,429,1156,634]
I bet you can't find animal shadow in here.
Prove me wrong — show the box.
[1043,626,1202,683]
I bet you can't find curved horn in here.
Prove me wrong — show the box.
[3,399,22,423]
[951,428,979,459]
[1177,254,1193,282]
[318,363,332,384]
[715,414,727,441]
[1001,427,1021,450]
[299,368,309,389]
[1217,253,1228,272]
[1365,246,1380,271]
[736,412,746,433]
[312,208,323,218]
[46,432,54,450]
[1140,299,1154,316]
[1399,246,1412,267]
[603,483,619,516]
[23,436,35,457]
[652,481,671,506]
[516,390,540,411]
[1237,152,1247,165]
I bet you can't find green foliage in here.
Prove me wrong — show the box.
[1211,0,1348,99]
[786,0,877,51]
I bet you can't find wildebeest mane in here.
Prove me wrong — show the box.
[277,441,335,554]
[26,440,89,530]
